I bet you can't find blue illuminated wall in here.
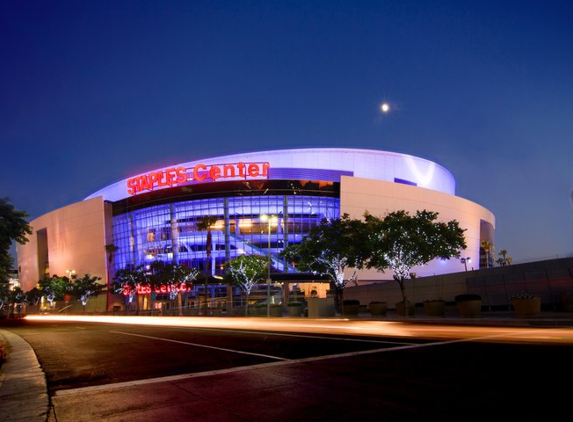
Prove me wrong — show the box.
[88,148,457,277]
[112,195,339,275]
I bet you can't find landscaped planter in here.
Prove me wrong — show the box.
[511,297,541,317]
[423,300,445,316]
[287,302,303,317]
[369,301,387,316]
[395,301,414,316]
[455,294,482,317]
[269,305,284,317]
[307,297,336,318]
[342,300,360,317]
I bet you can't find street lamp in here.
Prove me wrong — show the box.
[260,214,277,317]
[460,257,471,271]
[65,269,75,308]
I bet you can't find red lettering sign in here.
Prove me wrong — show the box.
[121,283,192,296]
[127,162,270,195]
[127,167,187,195]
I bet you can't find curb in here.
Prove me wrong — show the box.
[0,330,49,422]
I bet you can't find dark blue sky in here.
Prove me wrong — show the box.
[2,0,572,264]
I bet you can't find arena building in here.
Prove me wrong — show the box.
[17,148,495,311]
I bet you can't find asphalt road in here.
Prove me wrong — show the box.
[5,319,426,393]
[3,317,573,421]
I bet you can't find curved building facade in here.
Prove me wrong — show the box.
[17,148,495,309]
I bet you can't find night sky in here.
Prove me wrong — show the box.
[2,0,572,264]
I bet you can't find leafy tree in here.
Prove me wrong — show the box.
[0,198,32,282]
[149,261,199,315]
[72,274,103,313]
[38,275,71,308]
[25,287,43,312]
[0,280,9,316]
[365,210,467,313]
[224,254,268,315]
[280,214,369,311]
[0,284,24,317]
[172,264,200,314]
[112,266,148,313]
[7,286,25,317]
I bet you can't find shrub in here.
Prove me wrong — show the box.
[455,294,481,302]
[287,301,303,307]
[509,292,539,300]
[342,299,360,306]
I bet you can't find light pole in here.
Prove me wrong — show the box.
[461,257,471,271]
[65,269,75,308]
[260,214,276,317]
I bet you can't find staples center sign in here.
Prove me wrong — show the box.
[127,162,270,195]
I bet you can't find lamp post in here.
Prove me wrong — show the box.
[260,214,276,317]
[461,257,471,271]
[65,269,75,307]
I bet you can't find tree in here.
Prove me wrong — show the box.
[25,287,43,312]
[171,264,200,315]
[496,249,512,266]
[112,266,148,313]
[365,210,467,314]
[38,275,71,308]
[104,243,119,265]
[72,274,103,313]
[0,280,9,316]
[0,198,32,282]
[280,214,369,311]
[149,261,199,315]
[480,240,493,268]
[197,216,218,313]
[224,254,268,315]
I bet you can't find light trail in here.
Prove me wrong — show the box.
[24,315,573,345]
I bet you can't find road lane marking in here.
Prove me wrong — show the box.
[53,337,467,397]
[147,325,415,346]
[54,330,547,397]
[110,330,290,361]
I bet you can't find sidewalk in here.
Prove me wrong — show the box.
[1,312,572,421]
[0,329,49,422]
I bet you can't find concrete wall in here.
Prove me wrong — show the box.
[343,257,573,311]
[340,175,495,280]
[17,197,109,294]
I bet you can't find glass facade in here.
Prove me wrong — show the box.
[112,194,340,275]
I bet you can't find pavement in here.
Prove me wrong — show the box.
[0,328,49,422]
[1,311,573,422]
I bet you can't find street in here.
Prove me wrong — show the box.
[3,315,573,420]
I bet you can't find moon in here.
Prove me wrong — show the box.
[381,103,390,113]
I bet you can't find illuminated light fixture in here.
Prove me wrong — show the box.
[239,219,253,228]
[461,257,471,271]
